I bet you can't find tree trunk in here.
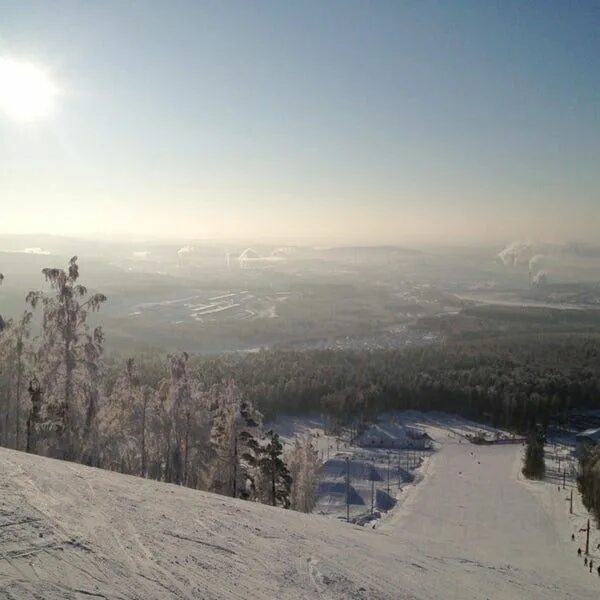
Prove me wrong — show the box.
[140,389,147,477]
[233,436,238,498]
[15,340,23,450]
[183,411,190,485]
[63,339,75,460]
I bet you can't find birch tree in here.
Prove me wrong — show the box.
[287,435,320,513]
[0,311,33,449]
[26,257,106,460]
[102,358,145,472]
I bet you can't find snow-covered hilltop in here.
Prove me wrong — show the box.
[1,416,598,599]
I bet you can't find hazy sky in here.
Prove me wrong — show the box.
[0,1,598,245]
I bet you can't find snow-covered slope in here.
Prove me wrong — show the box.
[1,423,598,599]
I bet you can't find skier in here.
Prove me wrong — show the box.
[589,559,593,573]
[571,533,575,541]
[578,547,582,556]
[584,557,588,567]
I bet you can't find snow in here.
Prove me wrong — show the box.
[1,414,599,598]
[314,448,428,524]
[357,420,427,449]
[269,414,432,524]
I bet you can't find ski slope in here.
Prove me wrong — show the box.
[1,417,599,599]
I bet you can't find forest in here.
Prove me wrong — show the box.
[2,259,600,516]
[0,260,316,513]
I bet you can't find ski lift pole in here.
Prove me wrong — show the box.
[345,456,350,523]
[570,488,573,515]
[387,451,391,494]
[370,466,375,516]
[586,519,590,555]
[580,519,590,555]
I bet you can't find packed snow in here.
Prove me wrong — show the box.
[1,413,599,599]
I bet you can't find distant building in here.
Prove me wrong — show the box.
[238,247,286,269]
[575,428,600,456]
[358,424,433,450]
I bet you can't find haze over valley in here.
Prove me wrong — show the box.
[3,234,600,355]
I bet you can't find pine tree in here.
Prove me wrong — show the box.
[257,430,292,508]
[522,430,545,479]
[209,382,263,499]
[578,447,600,526]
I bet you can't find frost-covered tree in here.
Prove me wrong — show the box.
[0,272,5,333]
[0,311,33,449]
[26,378,43,454]
[287,435,320,513]
[0,272,8,443]
[257,430,292,508]
[26,257,106,460]
[149,353,211,485]
[209,382,263,499]
[164,353,193,484]
[81,326,105,465]
[102,358,149,473]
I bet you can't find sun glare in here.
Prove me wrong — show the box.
[0,57,60,121]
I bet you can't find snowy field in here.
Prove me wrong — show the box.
[271,411,508,525]
[270,413,433,523]
[1,413,599,599]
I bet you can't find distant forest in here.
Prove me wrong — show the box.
[2,260,600,513]
[177,334,600,428]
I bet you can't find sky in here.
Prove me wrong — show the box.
[0,1,599,245]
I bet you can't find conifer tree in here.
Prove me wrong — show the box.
[209,383,262,499]
[522,430,545,480]
[578,447,600,525]
[257,430,292,508]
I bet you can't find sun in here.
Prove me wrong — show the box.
[0,57,60,121]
